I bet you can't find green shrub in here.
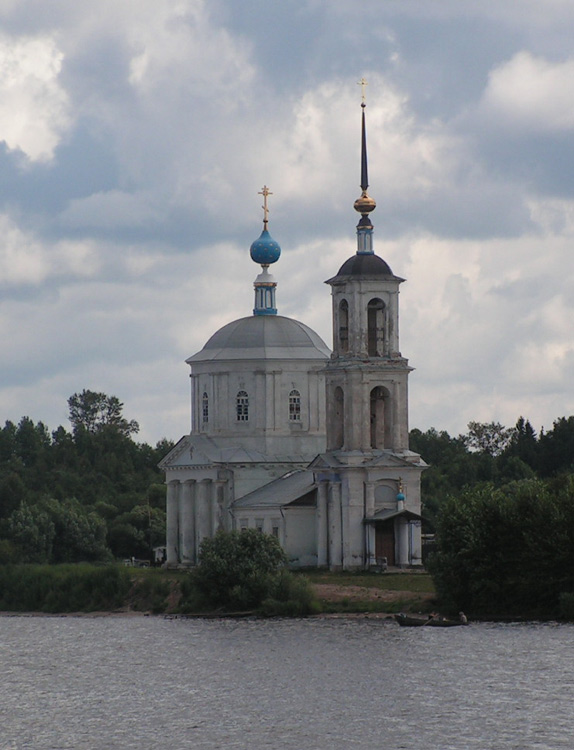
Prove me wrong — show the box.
[190,529,287,610]
[559,592,574,620]
[0,564,130,612]
[179,530,319,615]
[429,477,574,618]
[260,571,320,616]
[130,573,170,613]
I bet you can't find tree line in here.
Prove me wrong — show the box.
[410,416,574,530]
[414,416,574,618]
[0,390,172,565]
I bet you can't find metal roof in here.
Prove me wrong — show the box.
[186,315,330,363]
[364,508,422,524]
[233,469,316,508]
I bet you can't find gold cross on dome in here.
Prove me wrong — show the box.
[358,77,368,104]
[258,185,273,225]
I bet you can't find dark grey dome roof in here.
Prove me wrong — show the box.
[187,315,331,363]
[336,253,393,277]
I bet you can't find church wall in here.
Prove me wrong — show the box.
[340,470,370,568]
[284,507,317,568]
[232,510,283,537]
[190,359,326,442]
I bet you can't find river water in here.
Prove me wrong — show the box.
[0,615,573,749]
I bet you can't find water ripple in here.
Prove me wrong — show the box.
[0,617,573,749]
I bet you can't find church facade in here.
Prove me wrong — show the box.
[160,101,426,569]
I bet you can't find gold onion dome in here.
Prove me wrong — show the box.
[354,191,376,216]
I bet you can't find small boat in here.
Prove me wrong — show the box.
[394,613,468,628]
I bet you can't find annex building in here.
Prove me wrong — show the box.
[160,99,426,569]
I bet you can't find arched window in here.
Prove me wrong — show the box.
[236,390,249,421]
[367,298,385,357]
[289,390,301,421]
[339,299,349,353]
[202,392,209,423]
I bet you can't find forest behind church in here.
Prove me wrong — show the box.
[0,390,172,566]
[411,418,574,618]
[1,390,574,617]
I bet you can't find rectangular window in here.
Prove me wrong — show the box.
[255,519,264,533]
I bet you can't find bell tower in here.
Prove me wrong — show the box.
[324,91,411,454]
[312,82,425,570]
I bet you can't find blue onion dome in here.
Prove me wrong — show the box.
[250,228,281,265]
[396,491,406,502]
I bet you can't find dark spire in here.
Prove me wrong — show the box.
[353,79,376,253]
[360,101,369,193]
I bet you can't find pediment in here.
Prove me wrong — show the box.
[158,436,191,469]
[159,435,213,468]
[159,434,272,470]
[309,449,426,471]
[365,451,427,469]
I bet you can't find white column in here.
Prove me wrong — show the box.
[365,482,376,568]
[166,480,180,565]
[328,481,342,570]
[180,480,195,565]
[410,520,422,566]
[196,479,212,551]
[213,481,226,535]
[316,481,328,567]
[397,519,410,567]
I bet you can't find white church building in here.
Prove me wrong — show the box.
[160,99,426,569]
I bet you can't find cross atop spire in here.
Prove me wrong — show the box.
[357,77,368,107]
[258,185,273,227]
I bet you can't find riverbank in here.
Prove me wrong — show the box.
[125,568,437,616]
[0,564,437,617]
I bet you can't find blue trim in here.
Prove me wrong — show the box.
[253,308,277,316]
[357,226,374,255]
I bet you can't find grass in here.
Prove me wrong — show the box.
[299,569,436,615]
[302,569,435,593]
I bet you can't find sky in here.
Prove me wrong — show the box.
[1,0,574,445]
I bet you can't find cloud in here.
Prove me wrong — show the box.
[398,221,574,435]
[0,213,99,286]
[60,190,165,230]
[0,0,573,447]
[0,33,70,161]
[479,52,574,133]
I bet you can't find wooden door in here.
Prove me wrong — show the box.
[375,522,395,566]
